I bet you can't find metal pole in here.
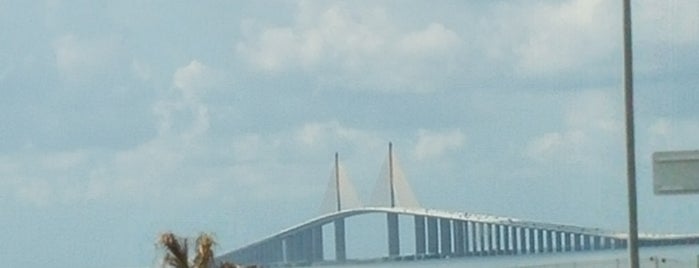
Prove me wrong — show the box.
[622,0,639,267]
[335,152,341,212]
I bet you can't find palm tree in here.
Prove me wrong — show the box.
[158,232,240,268]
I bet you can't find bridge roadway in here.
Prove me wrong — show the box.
[217,207,699,266]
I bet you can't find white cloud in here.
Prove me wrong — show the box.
[39,150,87,171]
[648,118,699,150]
[511,0,618,75]
[236,2,462,92]
[295,121,383,149]
[412,129,465,161]
[15,180,52,207]
[526,130,585,162]
[637,0,699,45]
[397,23,460,57]
[53,34,124,81]
[173,60,220,97]
[525,89,621,163]
[131,59,151,81]
[236,4,389,72]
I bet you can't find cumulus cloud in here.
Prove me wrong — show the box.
[397,23,460,57]
[525,89,621,163]
[236,4,390,72]
[295,121,383,149]
[236,2,462,92]
[15,180,52,207]
[510,0,618,75]
[53,34,125,81]
[648,118,699,150]
[413,129,465,161]
[173,60,220,93]
[637,0,699,45]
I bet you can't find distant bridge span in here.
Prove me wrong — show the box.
[217,206,699,266]
[218,145,699,266]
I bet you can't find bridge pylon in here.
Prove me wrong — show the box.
[320,153,362,214]
[370,142,421,208]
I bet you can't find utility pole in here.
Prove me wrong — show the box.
[622,0,639,267]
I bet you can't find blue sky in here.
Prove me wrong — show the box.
[1,0,698,267]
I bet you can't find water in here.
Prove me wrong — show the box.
[312,245,699,268]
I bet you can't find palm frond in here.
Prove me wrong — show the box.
[159,232,189,268]
[193,233,216,268]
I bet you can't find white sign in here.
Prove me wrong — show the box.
[653,150,699,195]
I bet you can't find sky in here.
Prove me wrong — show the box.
[1,0,698,267]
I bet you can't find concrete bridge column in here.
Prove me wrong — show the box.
[463,221,473,255]
[502,225,511,254]
[265,243,273,263]
[466,222,478,255]
[583,235,591,251]
[601,237,611,249]
[440,218,452,255]
[271,239,284,264]
[302,229,314,263]
[592,236,601,250]
[287,233,299,263]
[518,227,527,254]
[563,233,572,252]
[483,223,492,255]
[387,213,400,257]
[574,234,583,251]
[414,215,426,256]
[334,219,346,261]
[536,229,544,253]
[616,238,627,249]
[476,222,485,255]
[311,226,323,262]
[527,228,536,254]
[427,217,439,255]
[284,235,293,263]
[257,243,266,265]
[492,225,501,254]
[554,231,563,252]
[453,220,465,256]
[546,230,554,253]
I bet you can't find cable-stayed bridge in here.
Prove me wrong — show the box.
[217,143,699,267]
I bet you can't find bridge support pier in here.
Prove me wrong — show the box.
[493,225,501,254]
[311,226,323,262]
[483,223,493,256]
[334,219,346,261]
[271,239,284,264]
[302,229,313,263]
[592,236,601,250]
[546,230,554,253]
[454,220,465,256]
[518,227,526,254]
[583,235,591,251]
[440,218,452,255]
[536,229,544,253]
[574,234,583,251]
[428,217,439,255]
[602,237,613,249]
[563,232,572,252]
[414,216,426,256]
[527,228,536,254]
[387,213,400,257]
[474,223,481,255]
[554,231,562,252]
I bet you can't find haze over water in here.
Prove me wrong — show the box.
[316,245,699,268]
